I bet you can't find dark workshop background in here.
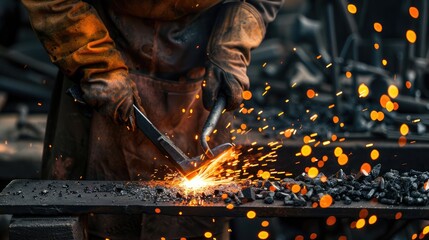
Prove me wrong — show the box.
[1,0,429,239]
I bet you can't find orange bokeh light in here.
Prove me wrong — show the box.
[258,231,269,240]
[395,212,403,220]
[400,124,409,136]
[307,89,316,99]
[320,194,333,208]
[373,22,383,32]
[398,136,407,147]
[370,149,379,160]
[301,145,312,157]
[409,7,419,18]
[406,30,417,43]
[380,94,391,108]
[308,167,319,178]
[347,4,357,14]
[326,216,336,226]
[356,219,366,229]
[291,184,301,193]
[361,163,372,175]
[247,210,256,219]
[338,154,348,165]
[242,90,252,100]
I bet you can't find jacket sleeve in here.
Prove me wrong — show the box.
[21,0,128,81]
[245,0,285,25]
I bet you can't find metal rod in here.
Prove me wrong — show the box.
[325,0,341,116]
[417,0,428,58]
[200,96,226,159]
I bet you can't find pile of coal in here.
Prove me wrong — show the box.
[26,164,429,207]
[227,164,429,207]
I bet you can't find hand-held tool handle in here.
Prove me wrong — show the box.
[201,95,226,159]
[133,104,196,175]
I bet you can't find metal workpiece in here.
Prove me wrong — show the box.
[1,179,429,219]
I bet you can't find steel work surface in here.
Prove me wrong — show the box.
[0,179,428,219]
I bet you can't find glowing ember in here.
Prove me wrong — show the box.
[388,85,399,98]
[291,184,301,193]
[301,145,312,156]
[261,171,271,180]
[261,221,269,227]
[319,194,333,208]
[368,215,377,224]
[295,235,304,240]
[358,83,369,98]
[226,203,234,210]
[380,94,390,108]
[361,163,371,174]
[246,210,256,219]
[398,136,407,147]
[373,22,383,32]
[345,71,352,78]
[406,30,417,43]
[370,149,379,160]
[356,218,366,229]
[377,111,385,121]
[326,216,336,226]
[334,147,343,157]
[308,167,319,178]
[409,7,419,18]
[258,231,269,240]
[374,43,380,49]
[347,4,357,14]
[395,212,402,219]
[243,90,253,100]
[359,209,369,219]
[307,89,316,99]
[337,153,348,165]
[400,124,409,136]
[423,226,429,235]
[385,101,394,112]
[204,232,213,238]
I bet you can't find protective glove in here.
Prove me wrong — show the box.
[81,71,144,131]
[21,0,145,130]
[203,1,266,111]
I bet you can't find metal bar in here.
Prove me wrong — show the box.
[201,96,226,158]
[1,180,429,219]
[417,0,428,58]
[325,0,341,116]
[0,46,58,78]
[133,105,193,175]
[336,0,359,36]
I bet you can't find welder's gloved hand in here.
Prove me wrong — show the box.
[81,72,144,131]
[202,62,244,111]
[203,1,266,111]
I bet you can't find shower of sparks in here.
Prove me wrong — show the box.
[180,148,239,191]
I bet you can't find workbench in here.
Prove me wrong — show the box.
[1,179,429,239]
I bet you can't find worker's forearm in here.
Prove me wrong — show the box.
[21,0,128,81]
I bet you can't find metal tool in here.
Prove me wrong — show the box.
[133,96,233,179]
[200,96,234,159]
